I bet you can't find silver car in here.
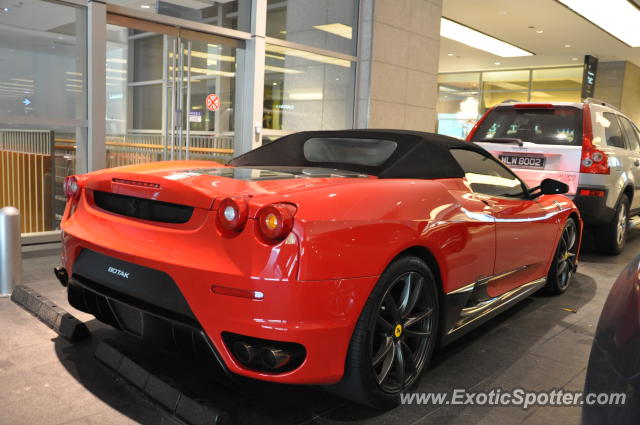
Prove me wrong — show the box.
[469,99,640,255]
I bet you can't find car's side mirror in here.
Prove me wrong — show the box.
[541,178,569,195]
[530,178,569,198]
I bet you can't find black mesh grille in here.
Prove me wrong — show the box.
[93,190,194,223]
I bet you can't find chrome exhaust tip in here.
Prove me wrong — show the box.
[260,347,291,370]
[232,341,257,364]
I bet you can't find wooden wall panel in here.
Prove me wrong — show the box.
[0,151,52,233]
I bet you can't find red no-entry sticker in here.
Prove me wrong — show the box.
[206,94,220,111]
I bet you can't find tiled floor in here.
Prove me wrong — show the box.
[1,225,639,425]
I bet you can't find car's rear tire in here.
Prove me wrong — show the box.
[544,217,578,295]
[595,195,629,256]
[325,256,439,408]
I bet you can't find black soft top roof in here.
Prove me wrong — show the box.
[229,129,491,179]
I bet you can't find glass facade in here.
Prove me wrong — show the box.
[262,1,359,139]
[266,0,359,56]
[0,0,86,233]
[106,23,238,167]
[437,66,583,139]
[109,0,251,31]
[0,0,361,236]
[263,44,356,132]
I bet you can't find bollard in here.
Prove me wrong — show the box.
[0,207,21,297]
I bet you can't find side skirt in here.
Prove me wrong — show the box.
[439,277,546,346]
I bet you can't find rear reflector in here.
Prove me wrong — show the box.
[578,189,605,197]
[211,285,264,300]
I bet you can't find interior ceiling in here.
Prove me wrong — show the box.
[440,0,640,73]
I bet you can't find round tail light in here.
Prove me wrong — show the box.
[257,203,296,243]
[217,197,248,231]
[63,175,82,200]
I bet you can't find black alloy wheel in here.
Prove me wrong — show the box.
[326,256,439,408]
[545,218,578,294]
[372,271,435,393]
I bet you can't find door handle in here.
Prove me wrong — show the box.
[480,199,494,207]
[634,160,640,167]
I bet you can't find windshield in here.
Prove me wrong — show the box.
[471,106,583,146]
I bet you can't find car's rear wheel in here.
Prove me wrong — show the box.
[544,217,578,295]
[595,195,629,256]
[326,256,438,408]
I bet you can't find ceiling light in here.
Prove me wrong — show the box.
[564,44,571,47]
[265,65,303,74]
[494,62,501,65]
[557,0,640,46]
[266,45,351,68]
[572,57,579,61]
[536,30,544,34]
[140,4,151,9]
[289,92,323,100]
[2,7,9,12]
[312,23,352,40]
[447,53,454,56]
[440,18,533,57]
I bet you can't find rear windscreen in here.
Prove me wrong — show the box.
[471,106,583,146]
[303,137,398,166]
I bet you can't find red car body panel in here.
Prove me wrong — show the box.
[61,152,581,385]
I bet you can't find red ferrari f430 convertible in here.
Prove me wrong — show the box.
[56,130,582,407]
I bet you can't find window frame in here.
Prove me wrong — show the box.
[602,112,628,150]
[618,115,640,153]
[450,148,532,200]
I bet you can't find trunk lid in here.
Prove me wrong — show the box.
[84,162,373,210]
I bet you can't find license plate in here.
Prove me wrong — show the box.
[499,154,546,169]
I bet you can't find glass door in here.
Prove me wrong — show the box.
[168,30,237,161]
[105,15,239,167]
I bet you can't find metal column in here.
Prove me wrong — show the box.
[233,0,266,155]
[86,0,107,172]
[185,41,192,160]
[0,207,21,297]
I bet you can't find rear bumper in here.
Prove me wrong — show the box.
[61,231,377,385]
[67,274,231,375]
[573,188,615,226]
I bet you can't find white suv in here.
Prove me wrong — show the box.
[468,99,640,255]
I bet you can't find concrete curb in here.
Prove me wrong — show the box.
[10,284,90,342]
[95,339,233,425]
